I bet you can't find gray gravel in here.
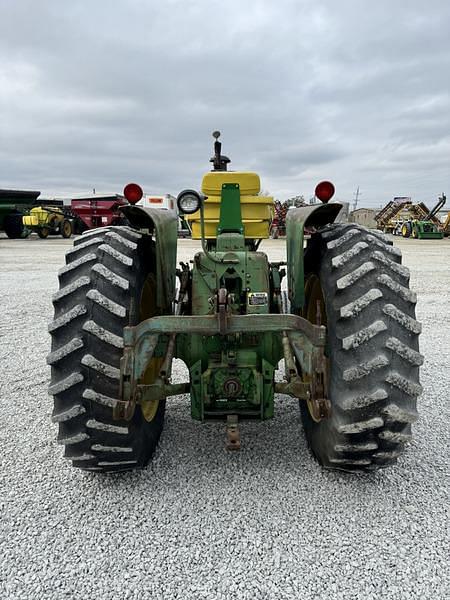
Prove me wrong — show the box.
[0,233,449,600]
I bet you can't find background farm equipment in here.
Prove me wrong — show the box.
[70,194,129,233]
[137,193,191,237]
[376,197,443,237]
[399,194,446,240]
[0,188,40,238]
[270,200,288,238]
[22,204,73,238]
[48,132,422,475]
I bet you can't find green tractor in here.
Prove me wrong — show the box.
[401,194,446,240]
[48,133,422,473]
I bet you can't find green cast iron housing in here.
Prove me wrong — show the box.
[120,181,339,424]
[176,183,282,419]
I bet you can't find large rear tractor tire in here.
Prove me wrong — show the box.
[48,226,165,473]
[301,223,422,471]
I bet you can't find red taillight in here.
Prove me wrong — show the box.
[315,181,335,203]
[123,183,143,204]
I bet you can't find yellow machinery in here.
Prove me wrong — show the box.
[23,206,73,238]
[186,172,274,239]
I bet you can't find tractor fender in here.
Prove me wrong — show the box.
[120,205,178,311]
[286,202,343,313]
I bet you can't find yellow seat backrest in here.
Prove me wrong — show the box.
[201,172,261,196]
[186,171,273,239]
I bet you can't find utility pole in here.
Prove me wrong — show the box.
[353,186,361,211]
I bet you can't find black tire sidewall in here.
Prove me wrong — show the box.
[122,237,166,465]
[60,220,72,238]
[299,224,420,470]
[4,213,25,239]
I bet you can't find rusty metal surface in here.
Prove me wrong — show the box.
[305,346,330,422]
[137,382,190,402]
[124,313,326,345]
[226,415,241,450]
[217,287,228,335]
[274,380,310,398]
[287,328,330,420]
[307,350,331,422]
[116,332,160,419]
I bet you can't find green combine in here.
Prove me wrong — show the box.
[48,133,422,473]
[0,188,40,238]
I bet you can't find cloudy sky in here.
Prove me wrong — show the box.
[1,0,449,207]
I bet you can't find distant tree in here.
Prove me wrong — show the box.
[286,195,306,207]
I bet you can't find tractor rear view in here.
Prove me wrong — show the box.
[48,133,422,473]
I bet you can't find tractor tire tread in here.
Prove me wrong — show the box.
[301,223,422,472]
[48,226,164,473]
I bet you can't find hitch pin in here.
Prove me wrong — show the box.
[226,415,240,451]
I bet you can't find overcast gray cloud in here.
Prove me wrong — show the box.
[1,0,449,206]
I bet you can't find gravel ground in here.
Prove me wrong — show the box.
[0,233,449,600]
